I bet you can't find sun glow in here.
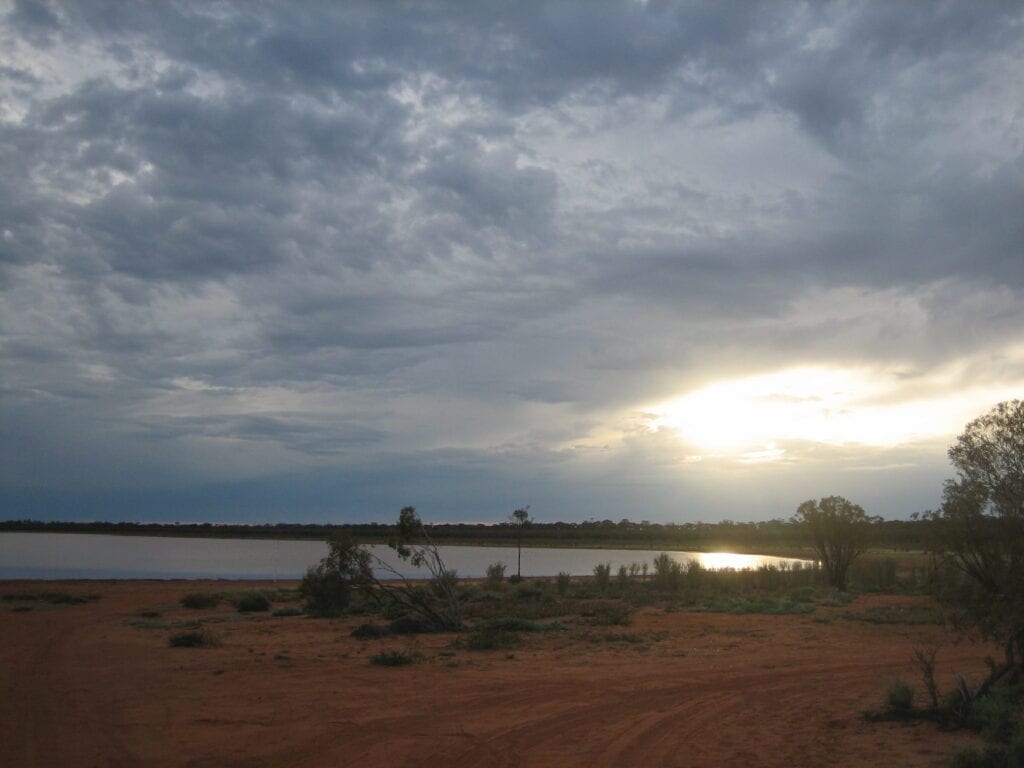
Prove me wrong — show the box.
[647,365,1017,461]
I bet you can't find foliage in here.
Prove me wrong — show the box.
[485,561,506,589]
[556,572,571,596]
[180,592,221,609]
[793,496,873,590]
[375,507,463,631]
[169,630,220,648]
[593,563,611,592]
[652,553,683,591]
[928,400,1024,699]
[272,606,303,617]
[3,592,99,605]
[235,592,271,613]
[370,650,417,667]
[885,678,916,714]
[300,531,374,616]
[461,627,522,650]
[351,622,390,639]
[508,506,532,581]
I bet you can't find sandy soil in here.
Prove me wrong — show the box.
[0,580,991,768]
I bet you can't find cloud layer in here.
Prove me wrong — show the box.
[2,1,1023,523]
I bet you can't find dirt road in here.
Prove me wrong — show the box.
[0,581,987,767]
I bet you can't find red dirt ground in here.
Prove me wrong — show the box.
[0,580,990,767]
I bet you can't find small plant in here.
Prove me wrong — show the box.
[885,678,915,714]
[181,592,221,609]
[556,572,571,596]
[913,647,940,709]
[593,563,611,592]
[169,630,220,648]
[272,606,303,617]
[370,650,416,667]
[351,622,391,639]
[462,628,521,651]
[486,561,507,589]
[235,592,271,613]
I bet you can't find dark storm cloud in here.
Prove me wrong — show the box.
[2,1,1022,522]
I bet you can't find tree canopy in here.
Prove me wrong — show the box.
[929,399,1024,695]
[792,495,871,590]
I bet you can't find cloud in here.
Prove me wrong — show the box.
[2,1,1023,523]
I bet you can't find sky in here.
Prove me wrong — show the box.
[1,1,1023,525]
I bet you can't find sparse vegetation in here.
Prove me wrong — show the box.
[181,592,221,609]
[3,592,99,605]
[370,650,417,666]
[235,592,271,613]
[793,496,873,591]
[169,630,221,648]
[485,561,507,589]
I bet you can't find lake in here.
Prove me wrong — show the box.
[0,532,810,580]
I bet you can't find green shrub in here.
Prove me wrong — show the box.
[462,628,521,650]
[593,563,611,592]
[169,630,220,648]
[370,650,416,666]
[582,601,632,626]
[473,617,564,633]
[556,572,571,596]
[485,562,506,588]
[235,592,271,613]
[272,606,303,617]
[3,592,99,605]
[652,553,683,591]
[885,678,915,714]
[300,532,373,617]
[180,592,221,609]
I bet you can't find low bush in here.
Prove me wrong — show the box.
[485,562,506,589]
[885,679,915,714]
[370,650,416,667]
[556,572,571,596]
[180,592,221,609]
[169,630,220,648]
[462,628,521,651]
[580,601,632,626]
[351,622,390,639]
[593,563,612,592]
[272,606,303,617]
[235,592,271,613]
[3,592,99,605]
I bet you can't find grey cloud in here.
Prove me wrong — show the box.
[2,2,1022,522]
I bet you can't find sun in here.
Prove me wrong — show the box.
[646,365,1002,460]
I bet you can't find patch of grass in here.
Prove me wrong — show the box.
[351,622,391,639]
[690,595,814,615]
[370,650,417,667]
[460,628,522,651]
[272,605,303,617]
[180,592,222,609]
[579,601,632,626]
[885,678,916,714]
[473,617,566,633]
[844,604,944,625]
[128,618,202,630]
[3,592,99,605]
[169,630,220,648]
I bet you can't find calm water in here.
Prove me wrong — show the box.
[0,532,808,580]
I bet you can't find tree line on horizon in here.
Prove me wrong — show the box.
[0,514,932,551]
